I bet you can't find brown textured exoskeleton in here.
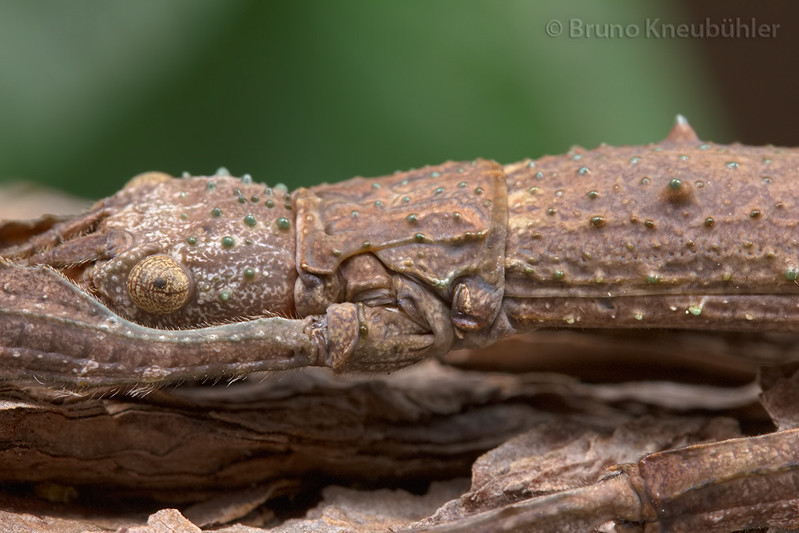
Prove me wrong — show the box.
[4,116,799,387]
[6,116,799,530]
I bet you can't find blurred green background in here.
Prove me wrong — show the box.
[0,1,794,200]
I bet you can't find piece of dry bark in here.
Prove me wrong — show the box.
[0,358,766,532]
[0,182,91,220]
[413,416,742,528]
[758,362,799,430]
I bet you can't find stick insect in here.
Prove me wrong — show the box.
[3,116,799,530]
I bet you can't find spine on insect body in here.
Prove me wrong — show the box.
[498,118,799,335]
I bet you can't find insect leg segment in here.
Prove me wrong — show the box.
[0,260,321,386]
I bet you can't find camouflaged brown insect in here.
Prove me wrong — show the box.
[2,115,799,387]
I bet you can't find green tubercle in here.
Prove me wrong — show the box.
[589,216,606,228]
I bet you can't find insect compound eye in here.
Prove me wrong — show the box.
[127,255,193,315]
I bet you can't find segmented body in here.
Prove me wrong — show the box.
[2,118,799,386]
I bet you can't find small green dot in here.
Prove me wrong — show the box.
[244,238,253,245]
[244,214,257,226]
[587,190,599,199]
[458,181,467,188]
[434,187,444,195]
[266,199,275,208]
[552,270,565,280]
[238,197,246,204]
[402,196,411,203]
[374,200,384,207]
[244,268,256,279]
[221,236,235,248]
[206,181,216,191]
[576,166,590,176]
[546,208,557,216]
[430,171,441,178]
[241,174,253,184]
[726,161,740,169]
[414,233,426,242]
[361,240,371,249]
[688,305,703,316]
[219,291,231,302]
[474,187,483,195]
[645,274,660,284]
[180,213,189,220]
[332,248,342,257]
[186,236,197,245]
[406,213,418,224]
[629,156,640,164]
[640,177,651,185]
[704,217,715,228]
[179,192,187,198]
[276,217,290,230]
[644,219,656,229]
[722,272,732,282]
[749,209,761,218]
[535,171,544,180]
[372,182,381,189]
[589,216,606,228]
[251,195,259,203]
[211,207,222,217]
[453,212,462,220]
[668,178,683,190]
[785,268,799,281]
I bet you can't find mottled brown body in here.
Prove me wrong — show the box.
[3,117,799,386]
[502,123,799,333]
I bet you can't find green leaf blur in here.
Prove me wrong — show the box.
[0,1,723,199]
